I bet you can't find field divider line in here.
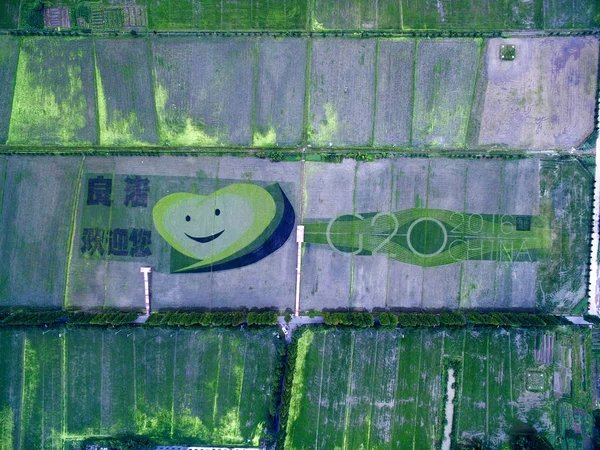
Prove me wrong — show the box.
[419,161,432,309]
[454,329,467,440]
[41,339,45,450]
[412,329,424,450]
[103,163,117,308]
[6,36,22,144]
[61,332,67,450]
[341,332,355,450]
[236,333,249,423]
[132,331,137,425]
[408,39,418,146]
[0,156,8,231]
[301,38,312,146]
[485,332,490,438]
[388,331,403,450]
[250,39,259,146]
[92,39,102,146]
[313,332,327,449]
[365,331,379,450]
[18,334,26,450]
[146,37,161,144]
[507,331,514,419]
[458,164,469,308]
[170,332,178,439]
[212,334,223,430]
[464,39,484,149]
[370,39,380,148]
[63,157,84,310]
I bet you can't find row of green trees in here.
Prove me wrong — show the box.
[144,311,278,327]
[69,311,139,325]
[0,310,139,326]
[322,311,563,329]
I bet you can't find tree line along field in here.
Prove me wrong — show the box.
[284,326,595,449]
[0,326,280,450]
[0,35,597,150]
[3,0,600,31]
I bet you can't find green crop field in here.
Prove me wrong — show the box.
[5,0,598,31]
[141,0,307,31]
[0,37,19,145]
[0,326,280,449]
[8,37,98,146]
[284,326,595,449]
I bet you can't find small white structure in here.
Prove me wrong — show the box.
[295,226,305,317]
[140,266,152,315]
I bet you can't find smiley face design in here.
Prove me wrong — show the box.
[153,183,295,273]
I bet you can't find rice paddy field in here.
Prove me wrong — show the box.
[0,155,591,314]
[8,38,98,146]
[0,35,596,150]
[0,36,598,150]
[4,0,598,31]
[0,326,280,449]
[284,326,595,449]
[301,157,592,313]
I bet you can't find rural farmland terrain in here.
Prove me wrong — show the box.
[5,0,600,31]
[0,326,280,449]
[0,35,596,150]
[0,155,591,314]
[284,326,595,449]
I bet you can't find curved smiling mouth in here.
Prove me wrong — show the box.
[185,229,225,244]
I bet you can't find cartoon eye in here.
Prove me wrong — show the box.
[215,209,221,216]
[185,215,191,222]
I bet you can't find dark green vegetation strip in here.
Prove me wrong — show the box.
[6,0,600,31]
[284,326,596,449]
[0,327,280,448]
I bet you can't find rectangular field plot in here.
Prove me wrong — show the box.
[0,156,82,308]
[0,0,19,29]
[151,37,254,146]
[401,0,542,31]
[65,155,300,311]
[254,38,307,146]
[285,327,594,450]
[0,155,591,313]
[308,38,376,146]
[543,0,600,28]
[94,38,159,145]
[8,38,98,145]
[0,327,280,449]
[411,39,481,148]
[302,157,591,313]
[476,37,599,150]
[312,0,402,30]
[373,39,414,147]
[141,0,307,31]
[0,36,19,145]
